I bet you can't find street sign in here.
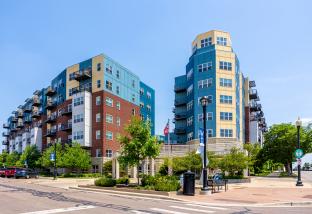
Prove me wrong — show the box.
[295,149,304,159]
[50,153,55,161]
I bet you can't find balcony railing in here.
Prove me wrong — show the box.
[24,106,32,113]
[174,128,186,134]
[11,117,18,123]
[249,80,256,88]
[45,129,57,137]
[17,111,24,118]
[31,111,41,118]
[174,85,187,93]
[10,127,18,132]
[46,100,57,109]
[175,113,187,120]
[2,131,10,137]
[174,98,187,106]
[61,122,72,131]
[74,69,92,81]
[24,117,32,124]
[2,140,9,145]
[3,123,9,129]
[62,106,72,115]
[16,122,24,128]
[250,103,262,112]
[46,86,56,96]
[45,114,57,123]
[32,97,41,106]
[249,89,259,100]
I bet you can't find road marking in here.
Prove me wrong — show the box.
[20,205,96,214]
[131,211,152,214]
[150,208,189,214]
[170,205,215,213]
[184,203,228,210]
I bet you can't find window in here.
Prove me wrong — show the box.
[96,113,101,122]
[69,88,72,96]
[140,102,144,108]
[69,73,75,81]
[106,131,113,140]
[73,114,84,123]
[97,80,101,88]
[198,62,212,72]
[217,37,227,46]
[220,112,233,121]
[220,78,232,87]
[132,94,136,102]
[207,129,213,137]
[147,91,151,99]
[200,37,212,47]
[140,88,144,95]
[220,95,233,104]
[97,63,101,71]
[96,149,102,157]
[116,101,121,110]
[187,84,193,96]
[105,97,113,107]
[106,65,112,74]
[219,61,232,71]
[220,129,233,137]
[116,86,120,94]
[73,131,84,140]
[187,116,193,126]
[198,78,213,89]
[198,95,213,105]
[58,123,61,131]
[187,100,193,111]
[132,109,136,116]
[96,130,101,140]
[58,109,62,117]
[106,80,112,91]
[187,132,193,141]
[96,96,101,105]
[187,69,193,81]
[106,114,113,123]
[198,112,213,121]
[146,105,151,112]
[116,117,120,126]
[140,114,144,120]
[106,149,113,157]
[73,97,84,106]
[132,80,135,88]
[116,70,120,78]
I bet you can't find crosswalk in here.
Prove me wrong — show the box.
[131,203,229,214]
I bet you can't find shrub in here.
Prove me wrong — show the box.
[116,177,129,185]
[95,176,116,187]
[154,176,180,192]
[141,175,157,187]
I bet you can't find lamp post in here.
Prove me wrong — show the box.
[200,96,209,193]
[296,117,303,186]
[53,141,57,180]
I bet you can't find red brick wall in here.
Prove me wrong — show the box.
[91,91,104,157]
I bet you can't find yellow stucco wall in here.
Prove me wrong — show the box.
[66,64,80,100]
[91,54,104,93]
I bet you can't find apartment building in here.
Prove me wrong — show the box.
[2,54,155,172]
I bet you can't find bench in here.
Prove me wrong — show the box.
[207,179,228,193]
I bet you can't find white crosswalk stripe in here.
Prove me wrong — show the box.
[184,203,228,210]
[170,205,215,213]
[19,205,96,214]
[150,208,189,214]
[131,211,152,214]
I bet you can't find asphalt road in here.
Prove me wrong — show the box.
[0,178,311,214]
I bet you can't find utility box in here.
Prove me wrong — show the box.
[183,171,195,196]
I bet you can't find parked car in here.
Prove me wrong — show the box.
[14,168,39,179]
[4,167,20,178]
[0,168,6,177]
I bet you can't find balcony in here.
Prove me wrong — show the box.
[175,113,187,120]
[11,117,18,123]
[249,89,259,100]
[174,98,187,106]
[32,97,41,106]
[74,69,92,81]
[10,126,18,132]
[31,111,41,119]
[61,122,72,131]
[45,129,57,137]
[46,100,57,110]
[46,86,56,96]
[3,123,9,129]
[16,121,24,128]
[62,106,72,115]
[24,117,32,124]
[174,128,186,134]
[174,85,187,93]
[2,131,10,137]
[24,106,32,113]
[17,110,24,118]
[2,139,9,145]
[45,115,57,123]
[249,80,256,88]
[250,103,262,112]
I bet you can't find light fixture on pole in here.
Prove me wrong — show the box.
[200,96,209,193]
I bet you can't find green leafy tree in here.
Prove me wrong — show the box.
[103,160,112,176]
[19,145,41,168]
[244,143,261,175]
[6,151,20,167]
[208,151,222,172]
[262,124,312,175]
[62,142,91,172]
[0,152,8,167]
[40,142,64,168]
[219,147,248,177]
[118,117,161,185]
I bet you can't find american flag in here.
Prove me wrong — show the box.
[163,120,169,135]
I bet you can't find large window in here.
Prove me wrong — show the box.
[97,80,101,88]
[220,129,233,137]
[116,86,120,94]
[187,132,194,141]
[106,114,113,124]
[106,149,113,157]
[207,129,213,137]
[187,84,193,96]
[220,78,232,87]
[116,101,121,110]
[198,112,213,121]
[219,61,232,71]
[201,37,212,48]
[198,78,213,89]
[106,65,112,74]
[105,97,113,107]
[106,80,112,91]
[96,96,101,105]
[187,116,193,127]
[187,100,193,111]
[147,92,151,99]
[73,97,84,106]
[217,37,227,46]
[97,63,101,71]
[106,131,113,140]
[220,112,233,121]
[73,131,84,140]
[198,62,212,72]
[116,70,120,79]
[146,105,151,112]
[73,114,84,123]
[220,95,232,104]
[96,113,101,123]
[96,130,101,140]
[116,117,120,126]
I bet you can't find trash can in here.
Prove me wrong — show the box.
[183,171,195,195]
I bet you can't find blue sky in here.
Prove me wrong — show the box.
[1,0,312,147]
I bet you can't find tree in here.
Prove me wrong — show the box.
[19,145,41,169]
[40,142,64,168]
[262,124,312,175]
[62,142,91,172]
[6,152,20,167]
[244,143,261,175]
[0,152,8,167]
[103,160,112,176]
[219,147,249,177]
[118,117,161,185]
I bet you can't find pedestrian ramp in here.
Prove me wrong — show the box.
[131,203,228,214]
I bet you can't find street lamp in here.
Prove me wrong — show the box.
[296,117,303,186]
[200,96,209,193]
[54,141,57,180]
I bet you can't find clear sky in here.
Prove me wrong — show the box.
[1,0,312,149]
